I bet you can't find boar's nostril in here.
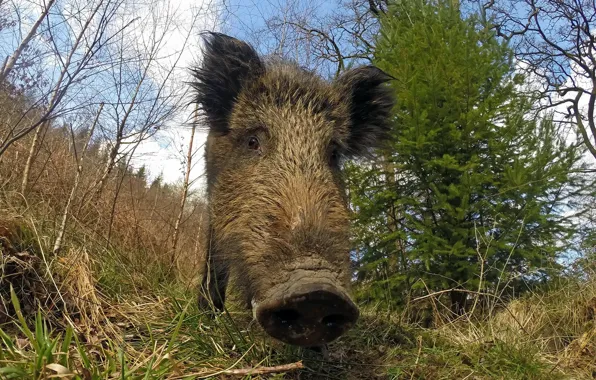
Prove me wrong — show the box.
[273,309,301,325]
[322,314,346,328]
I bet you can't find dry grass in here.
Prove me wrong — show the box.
[433,276,596,379]
[1,216,594,379]
[0,195,594,379]
[1,193,594,379]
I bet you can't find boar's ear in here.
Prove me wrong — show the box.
[335,66,395,156]
[191,32,265,134]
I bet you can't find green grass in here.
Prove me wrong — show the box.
[0,216,593,379]
[1,279,582,380]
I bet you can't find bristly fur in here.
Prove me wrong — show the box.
[190,32,265,135]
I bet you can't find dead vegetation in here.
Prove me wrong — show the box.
[1,210,594,379]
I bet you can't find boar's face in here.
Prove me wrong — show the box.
[192,33,394,346]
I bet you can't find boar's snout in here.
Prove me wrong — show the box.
[255,279,359,346]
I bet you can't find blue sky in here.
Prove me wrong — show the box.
[220,0,337,48]
[2,0,592,192]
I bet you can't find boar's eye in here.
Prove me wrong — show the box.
[247,136,261,151]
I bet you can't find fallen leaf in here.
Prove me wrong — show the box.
[46,363,73,375]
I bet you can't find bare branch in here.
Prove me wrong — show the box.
[0,0,57,82]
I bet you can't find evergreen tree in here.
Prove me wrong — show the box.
[150,172,164,190]
[347,0,594,314]
[136,165,147,181]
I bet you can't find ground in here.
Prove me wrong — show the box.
[0,217,594,379]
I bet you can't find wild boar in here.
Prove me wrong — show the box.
[192,32,394,347]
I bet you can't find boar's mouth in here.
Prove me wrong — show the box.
[252,275,359,347]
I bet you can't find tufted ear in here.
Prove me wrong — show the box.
[191,32,265,134]
[334,66,395,156]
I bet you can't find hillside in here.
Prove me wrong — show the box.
[0,203,594,379]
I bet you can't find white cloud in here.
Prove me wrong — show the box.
[128,0,220,191]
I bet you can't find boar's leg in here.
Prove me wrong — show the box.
[198,232,229,312]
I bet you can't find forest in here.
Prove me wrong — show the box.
[0,0,595,378]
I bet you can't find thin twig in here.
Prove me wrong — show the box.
[412,288,493,302]
[409,336,423,380]
[219,361,304,376]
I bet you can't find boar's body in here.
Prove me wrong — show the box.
[192,33,394,347]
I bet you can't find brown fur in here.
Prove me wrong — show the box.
[192,33,394,315]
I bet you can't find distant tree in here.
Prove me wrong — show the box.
[0,0,56,83]
[171,118,198,264]
[222,0,386,78]
[14,0,131,195]
[348,0,595,314]
[150,172,164,190]
[136,165,147,181]
[53,104,104,254]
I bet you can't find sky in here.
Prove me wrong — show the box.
[2,0,593,193]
